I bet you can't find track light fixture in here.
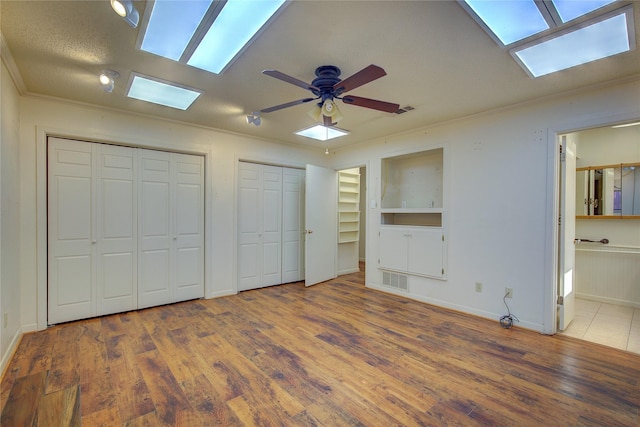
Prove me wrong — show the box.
[110,0,139,28]
[99,70,119,93]
[246,112,261,126]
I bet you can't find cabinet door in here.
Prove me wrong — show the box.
[173,153,205,302]
[48,138,96,324]
[378,228,409,272]
[408,228,444,278]
[138,150,172,308]
[96,144,137,315]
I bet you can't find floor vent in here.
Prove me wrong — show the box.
[382,271,408,291]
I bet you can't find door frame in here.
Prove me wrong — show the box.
[543,112,640,335]
[35,127,213,331]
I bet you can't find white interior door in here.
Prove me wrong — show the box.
[559,136,576,331]
[139,150,172,308]
[173,153,205,302]
[305,164,337,286]
[48,138,96,324]
[261,166,283,287]
[96,144,137,316]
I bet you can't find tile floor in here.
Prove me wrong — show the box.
[560,298,640,355]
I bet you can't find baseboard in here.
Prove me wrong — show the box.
[575,293,640,309]
[0,328,23,381]
[338,268,359,276]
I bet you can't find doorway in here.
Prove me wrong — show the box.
[337,166,367,279]
[557,123,640,354]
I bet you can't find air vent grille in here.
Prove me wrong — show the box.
[382,271,408,291]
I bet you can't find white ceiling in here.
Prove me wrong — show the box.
[2,0,639,149]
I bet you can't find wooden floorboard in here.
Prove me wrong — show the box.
[2,267,639,426]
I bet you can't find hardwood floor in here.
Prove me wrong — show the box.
[2,268,639,426]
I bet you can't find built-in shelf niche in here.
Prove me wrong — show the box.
[338,169,360,243]
[381,147,443,227]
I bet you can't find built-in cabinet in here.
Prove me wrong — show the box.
[379,148,446,279]
[338,169,360,243]
[47,137,204,324]
[237,162,304,291]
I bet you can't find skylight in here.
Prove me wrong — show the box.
[511,10,633,77]
[459,0,634,77]
[127,74,202,110]
[295,125,350,141]
[138,0,287,74]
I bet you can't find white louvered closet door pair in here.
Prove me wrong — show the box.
[47,138,204,325]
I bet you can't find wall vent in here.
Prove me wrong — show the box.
[382,271,408,291]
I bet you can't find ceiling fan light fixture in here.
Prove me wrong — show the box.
[308,104,322,122]
[110,0,139,28]
[321,99,343,122]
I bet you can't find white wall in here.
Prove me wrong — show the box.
[1,59,22,374]
[334,78,640,332]
[18,95,329,331]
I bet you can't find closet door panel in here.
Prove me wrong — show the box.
[97,144,137,315]
[238,163,261,291]
[48,138,96,324]
[173,154,205,302]
[260,166,282,287]
[139,150,172,308]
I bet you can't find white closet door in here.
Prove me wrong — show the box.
[96,144,137,315]
[282,168,304,283]
[48,138,96,324]
[173,153,205,302]
[238,163,261,291]
[139,150,172,308]
[261,166,283,287]
[237,162,283,291]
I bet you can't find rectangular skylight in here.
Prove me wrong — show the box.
[140,0,213,61]
[127,74,202,110]
[511,9,634,78]
[295,125,349,141]
[552,0,616,23]
[462,0,550,45]
[139,0,287,74]
[188,0,286,74]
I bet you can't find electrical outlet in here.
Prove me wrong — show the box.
[475,282,482,293]
[505,288,513,298]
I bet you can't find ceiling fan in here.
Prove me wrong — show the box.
[260,64,400,126]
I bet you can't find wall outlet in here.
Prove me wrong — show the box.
[505,288,513,298]
[475,282,482,293]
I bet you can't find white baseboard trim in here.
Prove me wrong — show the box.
[1,328,23,380]
[338,268,359,276]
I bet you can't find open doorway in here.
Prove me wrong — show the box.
[557,122,640,354]
[337,166,366,280]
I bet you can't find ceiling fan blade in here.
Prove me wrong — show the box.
[333,64,387,94]
[260,97,316,113]
[262,69,319,92]
[342,95,400,113]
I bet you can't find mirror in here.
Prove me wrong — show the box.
[576,163,640,217]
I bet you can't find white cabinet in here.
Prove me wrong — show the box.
[379,148,446,280]
[379,227,445,278]
[338,169,360,243]
[237,162,304,291]
[48,138,204,324]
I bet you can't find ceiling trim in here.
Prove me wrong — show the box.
[0,33,27,95]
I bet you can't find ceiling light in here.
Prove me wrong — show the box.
[295,125,349,141]
[139,0,287,74]
[246,112,261,126]
[110,0,139,28]
[511,8,634,78]
[99,70,119,93]
[126,73,202,110]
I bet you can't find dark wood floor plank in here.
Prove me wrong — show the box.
[0,370,47,426]
[37,385,81,427]
[2,267,639,425]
